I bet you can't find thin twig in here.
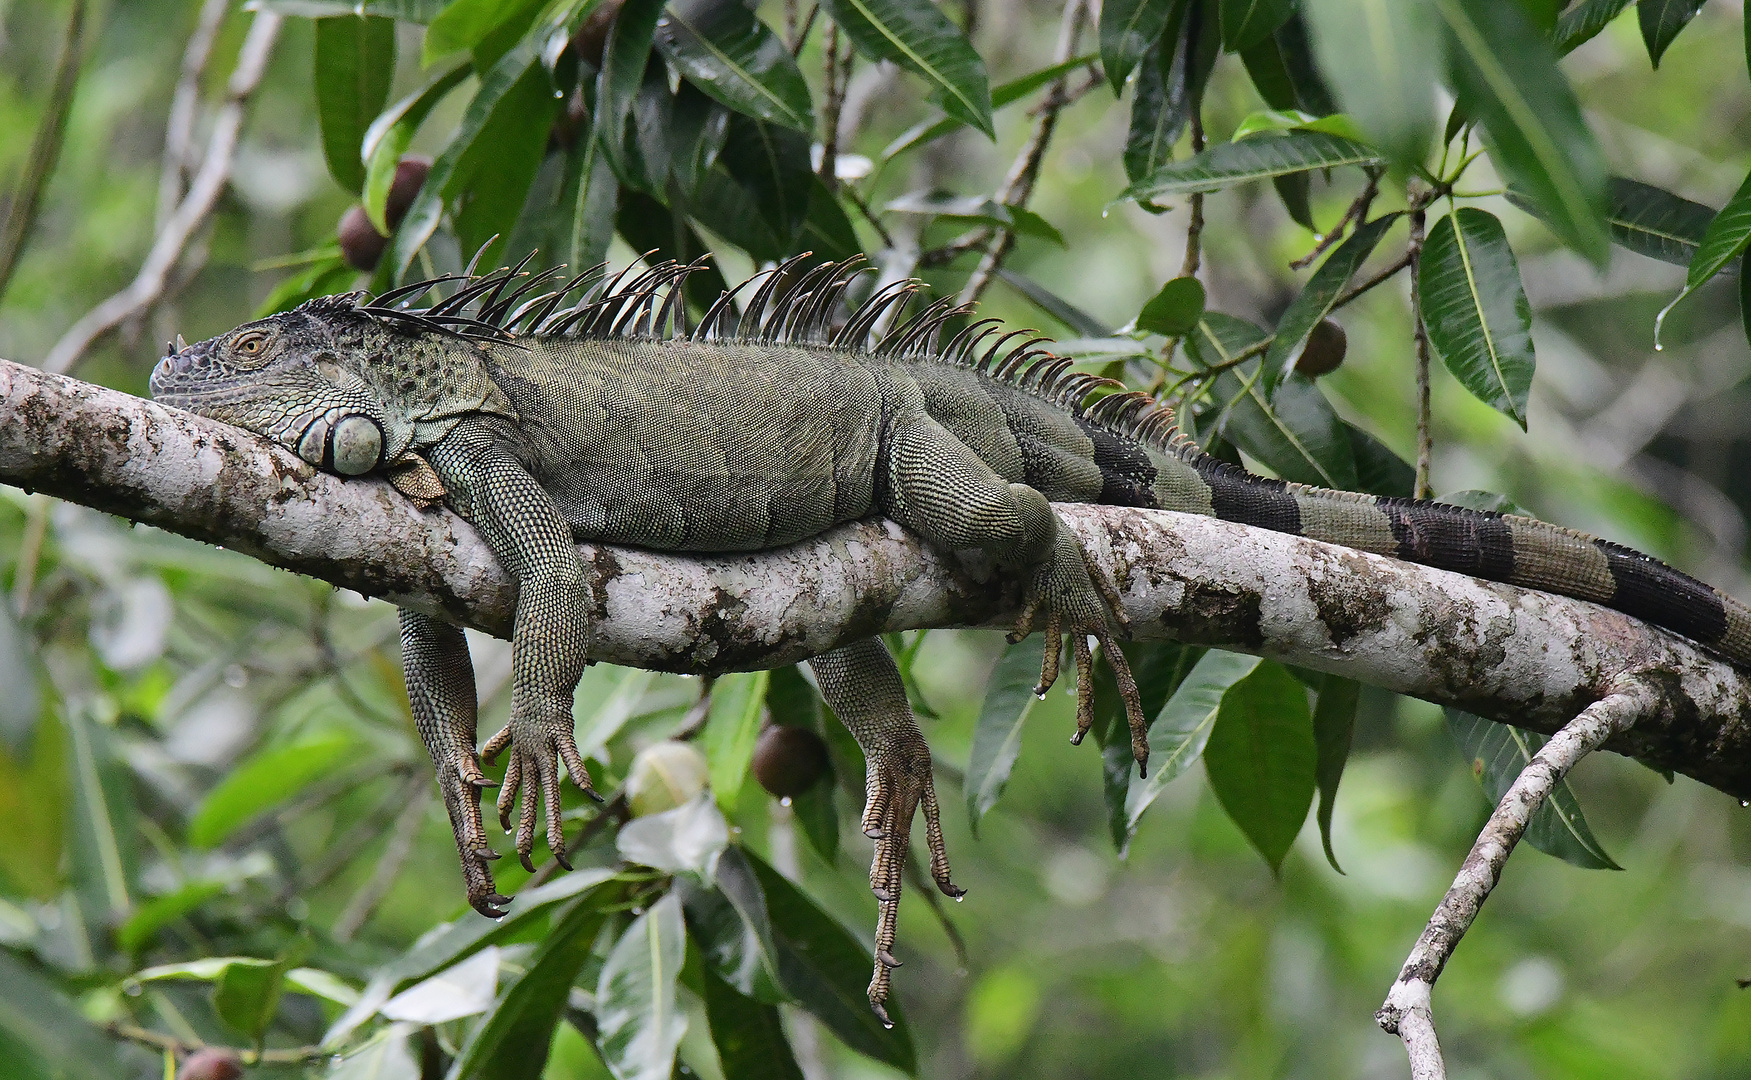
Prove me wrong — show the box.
[334,775,433,941]
[1331,252,1413,312]
[957,0,1087,307]
[0,0,87,307]
[788,2,819,57]
[1180,119,1205,279]
[1375,681,1655,1080]
[841,183,898,250]
[158,0,230,231]
[104,1022,328,1066]
[1406,185,1434,499]
[817,22,850,193]
[10,493,50,616]
[1289,166,1383,270]
[918,227,993,268]
[44,9,283,375]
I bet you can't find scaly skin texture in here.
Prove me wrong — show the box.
[149,259,1751,1021]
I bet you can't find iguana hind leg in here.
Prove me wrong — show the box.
[880,416,1150,773]
[398,609,507,917]
[427,418,600,879]
[809,640,962,1026]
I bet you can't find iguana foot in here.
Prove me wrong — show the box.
[482,711,600,873]
[436,754,510,917]
[1008,531,1149,776]
[861,732,962,1027]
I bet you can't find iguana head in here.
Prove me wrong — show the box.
[150,293,513,478]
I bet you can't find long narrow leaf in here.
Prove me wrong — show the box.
[657,0,813,132]
[1119,131,1382,203]
[821,0,993,137]
[1264,213,1399,391]
[1555,0,1633,55]
[1219,0,1294,53]
[1122,651,1261,845]
[596,893,688,1080]
[1302,0,1440,167]
[1638,0,1706,68]
[1311,673,1359,874]
[1101,0,1185,91]
[1203,661,1315,873]
[1419,207,1536,427]
[965,642,1043,829]
[314,16,396,193]
[1446,709,1621,869]
[880,54,1096,162]
[1656,166,1751,344]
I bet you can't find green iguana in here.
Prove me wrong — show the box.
[149,255,1751,1022]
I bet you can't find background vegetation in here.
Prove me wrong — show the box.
[5,0,1751,1077]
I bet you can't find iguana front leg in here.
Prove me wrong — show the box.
[808,639,961,1026]
[426,417,598,877]
[881,415,1150,771]
[399,609,506,916]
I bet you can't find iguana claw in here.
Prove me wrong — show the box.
[483,715,596,874]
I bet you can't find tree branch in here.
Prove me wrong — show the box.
[1376,682,1656,1079]
[7,357,1751,799]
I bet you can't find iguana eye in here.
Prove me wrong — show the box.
[234,332,265,357]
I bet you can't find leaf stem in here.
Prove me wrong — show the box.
[0,0,87,308]
[1407,184,1435,499]
[1290,166,1383,271]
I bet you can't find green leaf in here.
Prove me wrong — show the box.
[1638,0,1705,67]
[116,879,229,952]
[449,58,564,271]
[0,950,125,1080]
[884,191,1064,243]
[423,0,541,64]
[1554,0,1633,54]
[187,735,355,848]
[965,642,1044,829]
[1088,643,1203,853]
[1186,313,1360,489]
[360,63,470,234]
[256,0,447,19]
[1135,275,1205,336]
[712,114,814,256]
[656,0,813,132]
[1238,15,1335,114]
[1203,660,1315,873]
[597,892,688,1080]
[820,0,993,137]
[880,54,1097,162]
[1264,212,1398,391]
[996,269,1109,336]
[1122,651,1262,847]
[1418,207,1535,427]
[1656,167,1751,344]
[213,956,293,1040]
[314,16,396,193]
[1603,178,1717,267]
[595,0,667,190]
[0,712,69,900]
[1741,245,1751,354]
[1101,0,1185,91]
[1346,423,1415,497]
[1311,673,1358,874]
[327,1025,422,1080]
[1229,108,1369,144]
[744,851,916,1073]
[615,190,731,310]
[1220,0,1295,52]
[1436,0,1609,265]
[1124,36,1191,186]
[702,671,770,810]
[255,253,356,318]
[1301,0,1441,166]
[1119,131,1383,204]
[677,847,786,1002]
[448,890,618,1080]
[1445,709,1622,870]
[766,667,839,862]
[701,964,806,1080]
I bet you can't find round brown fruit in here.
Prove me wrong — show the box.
[180,1049,244,1080]
[752,725,830,798]
[337,205,388,272]
[1295,318,1347,377]
[384,156,431,232]
[570,0,624,69]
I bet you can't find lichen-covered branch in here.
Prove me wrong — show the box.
[1375,683,1656,1080]
[7,356,1751,798]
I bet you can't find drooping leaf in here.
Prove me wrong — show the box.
[618,795,731,878]
[1638,0,1706,68]
[64,710,137,923]
[1741,245,1751,353]
[744,851,917,1073]
[327,1025,421,1080]
[656,0,813,132]
[614,190,731,309]
[677,846,785,1002]
[820,0,993,137]
[0,711,69,900]
[448,890,618,1080]
[965,642,1045,830]
[1602,178,1717,267]
[1301,0,1441,166]
[712,114,814,255]
[1418,207,1536,427]
[1203,660,1316,874]
[1311,673,1359,874]
[1238,14,1335,115]
[1119,131,1383,204]
[1124,37,1189,186]
[701,964,806,1080]
[360,63,470,234]
[597,893,689,1080]
[186,736,355,848]
[884,190,1065,243]
[1346,423,1416,498]
[1554,0,1633,54]
[212,955,295,1040]
[314,15,396,193]
[880,54,1098,162]
[1436,0,1610,265]
[1264,212,1398,391]
[1101,0,1185,91]
[1136,275,1206,336]
[595,0,667,190]
[1122,650,1262,849]
[702,671,770,810]
[1089,642,1204,852]
[422,0,542,64]
[450,58,562,269]
[1219,0,1295,53]
[1445,709,1622,870]
[1186,313,1360,490]
[390,39,547,280]
[1656,167,1751,344]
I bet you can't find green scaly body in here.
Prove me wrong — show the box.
[150,257,1751,1023]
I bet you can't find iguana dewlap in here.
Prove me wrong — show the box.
[150,256,1751,1024]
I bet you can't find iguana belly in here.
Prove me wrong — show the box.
[484,338,884,551]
